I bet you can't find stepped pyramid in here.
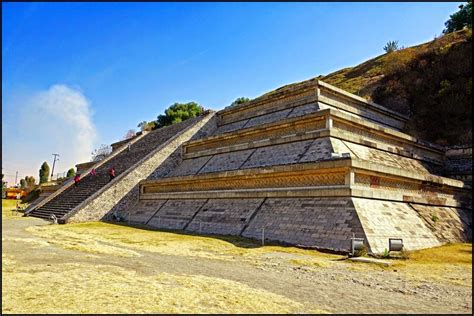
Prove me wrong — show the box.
[25,113,216,222]
[26,79,472,254]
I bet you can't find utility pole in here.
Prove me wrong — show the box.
[14,171,18,186]
[51,154,60,181]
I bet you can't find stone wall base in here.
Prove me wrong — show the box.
[122,195,472,254]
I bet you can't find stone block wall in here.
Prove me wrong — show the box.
[444,147,472,186]
[185,198,265,235]
[241,140,314,169]
[241,198,365,251]
[199,149,255,174]
[126,200,166,225]
[167,137,347,178]
[352,198,442,253]
[110,115,219,217]
[64,113,216,223]
[343,141,439,174]
[409,204,472,243]
[148,199,207,230]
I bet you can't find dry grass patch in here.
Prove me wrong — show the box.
[2,199,27,219]
[2,260,326,314]
[347,243,472,286]
[392,243,472,286]
[27,222,343,266]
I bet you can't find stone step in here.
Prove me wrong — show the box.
[28,214,52,220]
[35,208,70,214]
[30,208,69,215]
[28,212,58,219]
[44,200,87,205]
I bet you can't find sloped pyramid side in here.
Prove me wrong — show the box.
[122,80,471,253]
[26,111,216,222]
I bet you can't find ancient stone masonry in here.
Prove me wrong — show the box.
[26,78,472,254]
[25,111,216,222]
[131,79,471,254]
[444,146,472,186]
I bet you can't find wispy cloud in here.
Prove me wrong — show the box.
[33,85,97,161]
[4,84,97,180]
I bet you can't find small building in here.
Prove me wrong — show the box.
[5,188,27,199]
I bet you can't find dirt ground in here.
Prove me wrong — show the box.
[2,199,472,314]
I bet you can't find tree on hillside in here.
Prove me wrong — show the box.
[123,129,136,140]
[66,168,76,178]
[230,97,251,107]
[383,41,399,53]
[156,102,204,128]
[372,36,472,145]
[91,144,112,162]
[444,1,472,34]
[137,120,157,131]
[39,162,50,184]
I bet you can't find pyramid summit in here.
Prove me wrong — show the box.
[25,79,472,254]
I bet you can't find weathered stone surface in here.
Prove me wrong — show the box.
[148,199,207,230]
[125,199,167,224]
[199,149,255,174]
[241,140,314,169]
[299,138,335,162]
[109,149,182,218]
[65,113,216,223]
[243,108,293,129]
[214,120,249,135]
[28,78,472,255]
[444,147,472,186]
[168,156,212,177]
[409,203,472,243]
[344,140,436,174]
[185,198,264,235]
[242,198,365,252]
[352,198,441,253]
[287,103,321,118]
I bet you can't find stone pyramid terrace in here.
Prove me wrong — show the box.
[25,79,472,254]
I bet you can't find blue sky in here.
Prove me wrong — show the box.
[2,1,462,184]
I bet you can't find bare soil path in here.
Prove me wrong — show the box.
[2,200,472,314]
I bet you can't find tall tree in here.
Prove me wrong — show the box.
[156,102,204,128]
[26,176,35,189]
[20,176,36,191]
[66,168,76,178]
[39,162,50,184]
[444,1,472,34]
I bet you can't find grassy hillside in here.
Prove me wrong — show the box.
[256,29,472,146]
[323,29,472,146]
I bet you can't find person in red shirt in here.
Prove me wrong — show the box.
[74,174,81,187]
[108,167,116,182]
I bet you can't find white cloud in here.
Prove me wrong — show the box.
[4,84,97,181]
[34,85,97,161]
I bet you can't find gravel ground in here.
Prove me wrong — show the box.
[2,209,472,314]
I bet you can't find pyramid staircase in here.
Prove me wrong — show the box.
[25,114,213,221]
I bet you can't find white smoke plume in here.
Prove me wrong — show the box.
[13,84,97,177]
